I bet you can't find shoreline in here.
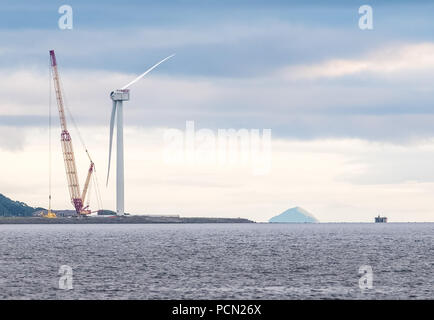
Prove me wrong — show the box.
[0,216,255,224]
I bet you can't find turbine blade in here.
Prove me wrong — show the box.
[106,101,117,186]
[121,54,175,90]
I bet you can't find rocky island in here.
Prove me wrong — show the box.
[269,206,319,223]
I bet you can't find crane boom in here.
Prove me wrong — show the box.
[81,162,94,206]
[49,50,92,215]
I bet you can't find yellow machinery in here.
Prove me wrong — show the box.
[42,209,57,219]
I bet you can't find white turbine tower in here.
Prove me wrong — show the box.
[106,54,175,216]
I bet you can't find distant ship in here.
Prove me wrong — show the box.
[375,215,387,223]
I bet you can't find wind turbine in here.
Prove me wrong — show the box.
[106,54,175,216]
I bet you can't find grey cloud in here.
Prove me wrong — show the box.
[0,23,402,78]
[2,66,434,144]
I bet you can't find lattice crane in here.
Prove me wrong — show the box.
[49,50,94,216]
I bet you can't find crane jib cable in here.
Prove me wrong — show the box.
[48,58,52,212]
[59,70,103,212]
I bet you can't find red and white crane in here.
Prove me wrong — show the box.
[49,50,95,216]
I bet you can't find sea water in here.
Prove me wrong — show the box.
[0,223,432,299]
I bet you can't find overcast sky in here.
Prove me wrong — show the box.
[1,0,434,222]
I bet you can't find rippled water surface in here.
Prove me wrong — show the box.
[0,223,432,299]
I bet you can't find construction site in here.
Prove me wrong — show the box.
[42,50,101,219]
[31,50,253,225]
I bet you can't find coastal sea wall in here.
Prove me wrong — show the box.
[0,216,255,224]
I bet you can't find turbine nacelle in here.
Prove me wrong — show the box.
[110,89,130,101]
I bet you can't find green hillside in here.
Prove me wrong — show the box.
[0,193,44,217]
